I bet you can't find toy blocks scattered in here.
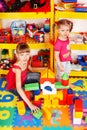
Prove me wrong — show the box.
[42,107,52,120]
[55,82,69,89]
[25,82,39,91]
[16,101,26,116]
[32,109,43,119]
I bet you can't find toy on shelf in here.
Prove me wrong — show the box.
[30,0,46,9]
[31,49,50,67]
[5,0,50,12]
[75,3,87,12]
[78,55,87,66]
[0,0,7,12]
[11,20,26,43]
[0,28,11,43]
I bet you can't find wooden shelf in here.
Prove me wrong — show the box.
[55,11,87,21]
[70,70,87,77]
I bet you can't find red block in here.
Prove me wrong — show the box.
[59,89,67,105]
[75,99,83,112]
[33,100,42,107]
[67,93,74,105]
[32,61,43,67]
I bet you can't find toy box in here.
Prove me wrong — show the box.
[11,20,26,36]
[12,35,26,43]
[75,3,87,12]
[0,29,11,43]
[78,55,87,66]
[62,0,77,2]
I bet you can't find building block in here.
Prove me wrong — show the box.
[51,99,58,108]
[16,101,26,116]
[43,99,51,108]
[25,82,39,91]
[75,111,83,118]
[33,100,42,107]
[73,110,82,125]
[75,99,83,112]
[67,93,74,105]
[40,69,48,78]
[42,107,52,120]
[40,78,55,84]
[48,69,55,78]
[85,116,87,123]
[59,89,67,105]
[32,109,43,119]
[57,90,63,100]
[55,82,69,89]
[24,90,31,100]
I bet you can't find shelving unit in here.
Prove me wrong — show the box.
[0,0,54,74]
[54,11,87,77]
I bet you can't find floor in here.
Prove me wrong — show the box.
[0,77,87,130]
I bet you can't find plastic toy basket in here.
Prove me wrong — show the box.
[11,20,26,36]
[0,28,11,43]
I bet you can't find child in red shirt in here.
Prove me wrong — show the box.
[6,42,39,113]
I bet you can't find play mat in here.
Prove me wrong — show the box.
[0,77,87,130]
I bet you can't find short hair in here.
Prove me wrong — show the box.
[55,19,73,32]
[16,42,30,53]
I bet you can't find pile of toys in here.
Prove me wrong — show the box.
[0,19,50,43]
[31,49,50,67]
[55,0,87,12]
[0,0,50,12]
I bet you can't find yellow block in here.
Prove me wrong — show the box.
[43,99,51,108]
[52,99,58,108]
[48,69,55,78]
[57,90,63,100]
[42,107,52,120]
[75,111,83,118]
[41,69,48,78]
[16,101,26,116]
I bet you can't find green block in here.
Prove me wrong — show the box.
[85,116,87,123]
[25,82,39,91]
[32,110,43,119]
[55,82,69,89]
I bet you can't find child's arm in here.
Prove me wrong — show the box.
[15,68,39,112]
[28,64,33,72]
[55,51,64,72]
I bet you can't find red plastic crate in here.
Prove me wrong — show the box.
[0,29,11,43]
[12,35,26,43]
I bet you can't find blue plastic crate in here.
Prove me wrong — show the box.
[78,55,87,66]
[11,20,26,36]
[75,3,87,12]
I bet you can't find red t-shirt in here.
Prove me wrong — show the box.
[54,38,71,62]
[6,65,28,90]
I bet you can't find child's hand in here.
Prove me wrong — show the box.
[29,103,40,113]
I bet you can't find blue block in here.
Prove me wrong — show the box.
[68,88,73,94]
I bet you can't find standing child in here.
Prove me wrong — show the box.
[6,42,39,112]
[54,19,73,81]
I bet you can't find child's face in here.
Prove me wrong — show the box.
[58,25,70,38]
[17,52,30,63]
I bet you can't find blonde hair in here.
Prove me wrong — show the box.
[55,19,73,32]
[16,42,30,54]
